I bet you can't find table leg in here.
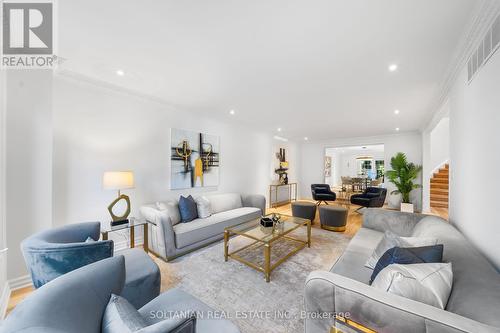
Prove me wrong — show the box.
[224,230,229,262]
[130,225,135,248]
[143,224,148,253]
[102,232,108,241]
[264,244,271,282]
[307,221,311,248]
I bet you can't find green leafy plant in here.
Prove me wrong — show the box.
[386,152,422,203]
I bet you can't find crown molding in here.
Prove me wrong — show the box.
[421,0,500,130]
[54,69,182,111]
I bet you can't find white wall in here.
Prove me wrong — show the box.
[0,69,9,318]
[298,132,422,210]
[446,48,500,269]
[5,71,53,282]
[430,115,450,172]
[52,75,277,230]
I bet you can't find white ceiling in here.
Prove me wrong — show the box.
[58,0,481,141]
[327,144,385,153]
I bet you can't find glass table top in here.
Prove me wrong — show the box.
[225,214,309,243]
[101,217,147,233]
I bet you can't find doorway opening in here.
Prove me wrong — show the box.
[324,144,385,202]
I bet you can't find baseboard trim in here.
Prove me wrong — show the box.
[8,275,32,291]
[0,282,11,319]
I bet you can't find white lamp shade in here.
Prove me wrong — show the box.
[103,171,135,190]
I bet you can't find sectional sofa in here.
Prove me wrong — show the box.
[305,209,500,333]
[140,193,265,260]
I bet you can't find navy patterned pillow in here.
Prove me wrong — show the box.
[370,245,444,284]
[178,195,198,222]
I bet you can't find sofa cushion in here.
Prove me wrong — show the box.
[365,231,438,269]
[411,216,500,327]
[371,263,453,309]
[179,195,198,223]
[330,228,383,284]
[102,294,147,333]
[173,207,260,248]
[370,245,444,283]
[206,193,242,214]
[156,201,181,225]
[195,196,212,218]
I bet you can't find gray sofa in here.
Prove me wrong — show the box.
[140,193,265,260]
[305,209,500,333]
[0,256,240,333]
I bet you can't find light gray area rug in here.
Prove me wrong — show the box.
[158,227,351,333]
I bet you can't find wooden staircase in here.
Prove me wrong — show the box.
[430,164,449,208]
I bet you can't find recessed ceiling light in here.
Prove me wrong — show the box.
[116,70,125,76]
[394,109,400,115]
[304,137,309,141]
[229,110,235,115]
[388,64,398,72]
[277,127,282,132]
[395,127,400,131]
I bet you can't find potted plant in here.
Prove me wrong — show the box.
[386,152,422,213]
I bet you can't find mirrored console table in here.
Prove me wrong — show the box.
[269,182,298,208]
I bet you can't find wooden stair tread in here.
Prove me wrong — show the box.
[431,187,448,192]
[433,173,448,178]
[430,164,450,209]
[431,178,448,184]
[431,202,449,208]
[430,197,448,203]
[430,182,449,187]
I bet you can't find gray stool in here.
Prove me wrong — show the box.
[319,205,348,232]
[291,201,317,223]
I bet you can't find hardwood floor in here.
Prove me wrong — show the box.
[5,286,34,316]
[5,201,449,317]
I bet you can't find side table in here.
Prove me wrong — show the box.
[100,217,149,253]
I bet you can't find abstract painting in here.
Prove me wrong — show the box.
[170,128,220,189]
[324,156,332,177]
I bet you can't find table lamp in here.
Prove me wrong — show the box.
[103,171,135,226]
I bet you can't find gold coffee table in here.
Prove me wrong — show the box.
[224,215,311,282]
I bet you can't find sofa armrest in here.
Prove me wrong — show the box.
[140,206,176,259]
[241,194,266,215]
[304,271,499,333]
[362,208,427,236]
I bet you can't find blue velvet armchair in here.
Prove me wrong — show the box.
[21,222,161,308]
[21,222,113,288]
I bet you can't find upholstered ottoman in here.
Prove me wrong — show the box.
[319,205,348,232]
[121,248,161,308]
[291,201,317,223]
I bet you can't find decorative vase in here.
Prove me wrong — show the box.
[400,203,414,213]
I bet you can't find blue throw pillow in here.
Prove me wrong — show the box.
[102,294,147,333]
[370,245,444,284]
[179,195,198,222]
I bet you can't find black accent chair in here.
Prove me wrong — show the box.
[311,184,337,206]
[350,187,387,212]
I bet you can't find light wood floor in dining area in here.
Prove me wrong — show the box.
[5,201,448,316]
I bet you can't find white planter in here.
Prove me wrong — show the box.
[400,203,414,213]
